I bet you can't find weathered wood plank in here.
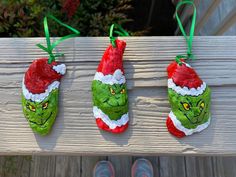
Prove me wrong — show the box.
[0,37,236,62]
[213,8,236,35]
[212,157,236,177]
[185,156,214,177]
[55,156,81,177]
[0,37,236,155]
[195,0,221,33]
[159,156,186,177]
[0,156,31,177]
[193,0,236,35]
[30,156,56,177]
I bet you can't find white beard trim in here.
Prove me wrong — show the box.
[94,69,126,85]
[169,111,211,136]
[93,106,129,130]
[22,78,60,102]
[168,79,207,96]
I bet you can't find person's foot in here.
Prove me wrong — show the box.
[131,158,154,177]
[93,160,115,177]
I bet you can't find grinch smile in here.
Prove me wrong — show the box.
[103,98,127,107]
[29,112,52,126]
[184,111,206,124]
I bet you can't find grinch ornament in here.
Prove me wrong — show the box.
[166,1,211,138]
[22,15,79,135]
[22,59,65,135]
[91,24,129,134]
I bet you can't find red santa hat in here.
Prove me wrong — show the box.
[93,39,126,85]
[22,58,66,102]
[167,60,206,96]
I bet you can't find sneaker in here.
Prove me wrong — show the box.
[93,160,115,177]
[131,158,154,177]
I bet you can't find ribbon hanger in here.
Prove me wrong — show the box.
[37,15,80,64]
[109,24,129,47]
[175,0,197,65]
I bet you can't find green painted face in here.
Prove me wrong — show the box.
[168,86,211,129]
[22,89,59,136]
[92,80,128,120]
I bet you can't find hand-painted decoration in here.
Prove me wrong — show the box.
[91,24,129,134]
[22,15,79,135]
[22,59,66,135]
[166,1,211,138]
[166,60,211,138]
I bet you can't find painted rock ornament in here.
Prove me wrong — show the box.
[91,39,129,133]
[22,58,66,135]
[166,0,211,138]
[21,15,79,135]
[166,60,211,138]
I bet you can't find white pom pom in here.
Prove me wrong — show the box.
[53,64,66,75]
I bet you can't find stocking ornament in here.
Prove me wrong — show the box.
[22,15,79,135]
[91,24,129,134]
[166,1,211,138]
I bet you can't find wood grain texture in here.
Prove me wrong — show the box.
[0,156,31,177]
[159,156,186,177]
[212,157,236,177]
[193,0,236,35]
[185,156,214,177]
[213,7,236,35]
[55,156,81,177]
[29,156,56,177]
[0,36,236,155]
[195,0,221,33]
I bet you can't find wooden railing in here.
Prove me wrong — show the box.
[0,37,236,155]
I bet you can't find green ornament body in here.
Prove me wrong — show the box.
[168,86,211,129]
[92,80,128,121]
[22,89,59,135]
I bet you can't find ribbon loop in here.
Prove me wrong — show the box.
[175,0,196,64]
[37,15,80,64]
[109,24,129,47]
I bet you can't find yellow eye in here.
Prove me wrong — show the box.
[42,102,49,109]
[182,103,190,111]
[200,102,205,109]
[120,89,126,94]
[27,104,36,112]
[110,88,115,95]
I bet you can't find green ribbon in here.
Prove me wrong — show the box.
[37,15,80,64]
[109,24,129,47]
[175,0,196,65]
